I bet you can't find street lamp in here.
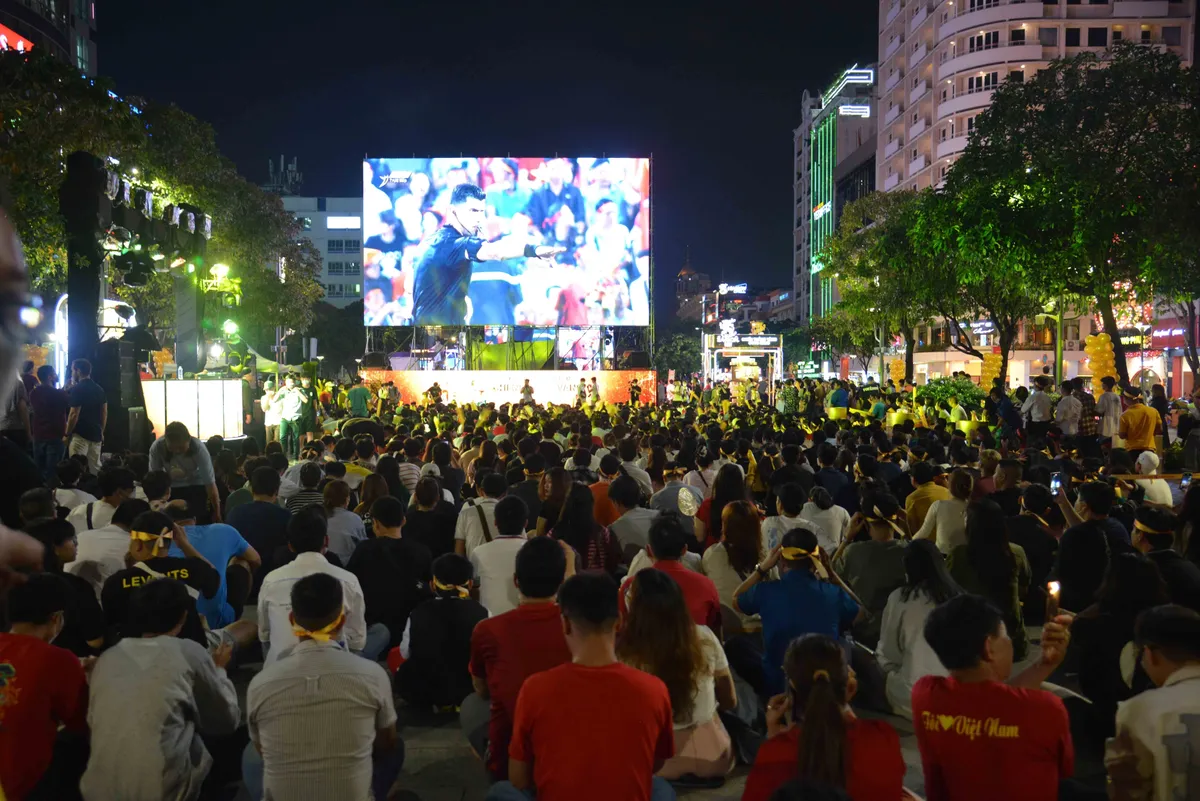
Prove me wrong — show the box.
[316,354,325,378]
[1134,321,1151,389]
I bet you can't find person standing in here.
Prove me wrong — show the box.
[260,379,282,445]
[64,358,106,475]
[29,364,70,481]
[519,379,534,407]
[276,375,304,462]
[1053,379,1082,437]
[588,376,600,409]
[346,376,372,418]
[1020,376,1053,443]
[0,366,31,451]
[1097,375,1123,441]
[148,421,222,523]
[1120,385,1163,459]
[628,376,642,406]
[297,374,319,445]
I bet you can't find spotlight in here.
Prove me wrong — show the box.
[222,319,239,336]
[208,342,224,359]
[170,257,186,268]
[210,263,230,279]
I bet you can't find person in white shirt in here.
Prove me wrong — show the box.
[762,482,830,554]
[455,473,507,558]
[800,486,851,550]
[1020,376,1054,439]
[1097,375,1124,439]
[607,475,661,557]
[684,451,718,496]
[66,465,135,534]
[469,495,529,616]
[257,507,378,663]
[914,469,973,555]
[1054,379,1082,437]
[67,497,150,599]
[53,458,96,510]
[1106,605,1200,801]
[617,438,653,499]
[876,539,956,718]
[1134,451,1174,507]
[701,499,764,629]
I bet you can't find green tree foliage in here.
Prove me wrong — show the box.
[808,306,883,376]
[918,377,987,413]
[0,51,324,333]
[654,331,701,379]
[301,300,367,379]
[946,42,1200,385]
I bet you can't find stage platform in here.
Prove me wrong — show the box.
[362,369,655,406]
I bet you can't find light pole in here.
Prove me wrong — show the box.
[316,354,325,379]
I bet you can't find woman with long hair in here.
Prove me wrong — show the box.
[467,439,498,485]
[946,499,1032,661]
[876,539,961,717]
[701,500,764,627]
[24,517,106,657]
[646,446,668,494]
[914,468,973,554]
[684,448,717,494]
[404,476,458,558]
[741,634,904,801]
[353,473,390,525]
[617,569,736,780]
[374,455,411,507]
[322,479,366,563]
[549,483,621,574]
[535,467,571,536]
[694,463,750,551]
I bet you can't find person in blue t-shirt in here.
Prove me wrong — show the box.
[166,504,261,628]
[733,526,862,696]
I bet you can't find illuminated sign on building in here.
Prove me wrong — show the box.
[326,216,362,230]
[821,65,875,109]
[838,105,872,118]
[812,201,832,220]
[0,24,34,53]
[718,282,747,295]
[718,318,738,347]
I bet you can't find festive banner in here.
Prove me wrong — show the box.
[362,370,656,406]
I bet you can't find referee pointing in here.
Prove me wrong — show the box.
[411,184,565,325]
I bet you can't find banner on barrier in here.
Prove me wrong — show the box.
[362,370,656,406]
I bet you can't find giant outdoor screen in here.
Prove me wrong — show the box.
[363,157,650,327]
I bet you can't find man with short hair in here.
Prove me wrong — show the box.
[489,572,676,801]
[1106,605,1200,801]
[1097,375,1123,439]
[1130,507,1200,611]
[66,465,135,533]
[53,458,96,510]
[648,462,704,533]
[470,495,530,617]
[608,474,661,557]
[913,593,1074,801]
[244,573,404,801]
[509,453,545,531]
[166,504,261,629]
[139,468,173,511]
[83,578,241,801]
[456,471,508,556]
[347,496,431,652]
[1120,384,1163,457]
[68,497,150,598]
[228,464,295,587]
[148,421,221,523]
[906,460,950,534]
[29,364,69,480]
[285,461,325,513]
[465,536,573,780]
[258,506,376,662]
[620,512,720,634]
[1054,379,1082,437]
[0,574,90,800]
[763,482,829,553]
[64,358,106,474]
[1021,375,1054,442]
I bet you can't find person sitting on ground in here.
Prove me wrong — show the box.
[621,511,721,634]
[0,574,90,800]
[618,568,737,780]
[914,468,972,555]
[876,539,959,718]
[701,499,766,629]
[226,464,293,591]
[259,506,380,662]
[346,496,431,653]
[66,465,135,533]
[19,486,57,527]
[1053,480,1135,614]
[471,495,530,617]
[763,482,829,554]
[741,634,906,801]
[1133,450,1173,507]
[832,493,909,649]
[137,468,172,512]
[734,527,862,697]
[488,572,676,801]
[285,462,325,513]
[66,497,149,599]
[1004,483,1060,625]
[913,593,1074,801]
[244,572,404,801]
[1105,605,1200,801]
[549,482,623,575]
[456,471,507,557]
[53,458,97,511]
[322,479,367,564]
[465,536,573,781]
[165,503,260,630]
[82,579,241,801]
[396,552,489,710]
[404,475,459,559]
[905,461,949,535]
[800,486,851,549]
[1130,506,1200,611]
[24,517,105,657]
[609,473,662,556]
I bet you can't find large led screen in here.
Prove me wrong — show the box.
[363,157,650,327]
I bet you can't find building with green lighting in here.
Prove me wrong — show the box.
[793,64,876,329]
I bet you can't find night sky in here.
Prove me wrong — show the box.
[98,0,875,319]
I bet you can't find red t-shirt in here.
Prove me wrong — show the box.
[741,718,906,801]
[469,603,572,778]
[912,676,1073,801]
[619,559,722,633]
[0,633,88,799]
[510,661,674,801]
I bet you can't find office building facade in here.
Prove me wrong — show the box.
[282,196,363,309]
[0,0,96,74]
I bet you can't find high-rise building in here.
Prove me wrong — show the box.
[281,196,363,309]
[793,65,877,328]
[0,0,96,74]
[877,0,1195,193]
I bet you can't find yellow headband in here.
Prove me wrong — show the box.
[433,578,470,598]
[781,546,817,561]
[292,611,345,643]
[130,528,172,550]
[1134,520,1173,537]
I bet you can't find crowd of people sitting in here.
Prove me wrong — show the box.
[1,367,1200,801]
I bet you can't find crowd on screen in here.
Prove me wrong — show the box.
[3,333,1200,800]
[362,157,651,327]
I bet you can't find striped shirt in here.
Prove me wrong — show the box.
[396,461,421,494]
[286,490,324,513]
[248,639,396,801]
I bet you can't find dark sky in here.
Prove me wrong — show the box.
[98,0,875,317]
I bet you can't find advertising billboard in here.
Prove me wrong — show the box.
[362,157,650,327]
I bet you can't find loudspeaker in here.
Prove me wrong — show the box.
[361,352,390,369]
[94,339,148,453]
[623,351,650,369]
